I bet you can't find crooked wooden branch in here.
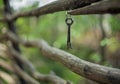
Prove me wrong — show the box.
[0,60,15,73]
[3,0,25,83]
[0,53,39,84]
[1,0,120,22]
[0,70,17,84]
[69,0,120,15]
[1,30,120,84]
[0,60,40,84]
[0,41,71,84]
[7,45,71,84]
[0,0,101,22]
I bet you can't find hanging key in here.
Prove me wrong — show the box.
[65,17,74,49]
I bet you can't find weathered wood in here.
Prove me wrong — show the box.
[2,44,71,84]
[29,0,101,16]
[2,30,120,84]
[3,0,26,83]
[69,0,120,15]
[0,0,101,22]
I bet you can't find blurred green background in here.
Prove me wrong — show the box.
[0,0,120,84]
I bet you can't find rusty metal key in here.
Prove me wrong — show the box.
[65,17,73,49]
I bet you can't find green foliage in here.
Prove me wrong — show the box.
[110,15,120,33]
[0,0,3,8]
[100,38,109,46]
[101,37,120,52]
[89,53,101,63]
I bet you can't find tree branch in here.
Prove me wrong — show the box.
[3,0,25,83]
[98,15,106,64]
[0,60,14,73]
[0,71,16,84]
[0,0,101,22]
[0,57,39,84]
[0,61,20,84]
[2,30,120,84]
[12,64,40,84]
[69,0,120,15]
[2,42,71,84]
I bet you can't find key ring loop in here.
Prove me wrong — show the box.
[65,11,74,26]
[65,17,73,26]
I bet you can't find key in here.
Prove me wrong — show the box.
[65,17,73,49]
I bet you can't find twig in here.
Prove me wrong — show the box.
[0,71,16,84]
[12,64,40,84]
[69,0,120,15]
[98,15,106,64]
[0,60,39,84]
[0,60,14,73]
[5,44,71,84]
